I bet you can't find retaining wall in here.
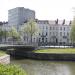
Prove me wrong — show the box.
[9,50,75,61]
[0,55,10,64]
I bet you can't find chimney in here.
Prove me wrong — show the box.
[55,18,58,24]
[62,19,65,25]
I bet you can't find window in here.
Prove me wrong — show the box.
[53,27,55,30]
[64,27,65,31]
[34,38,35,42]
[39,33,40,35]
[50,27,51,30]
[60,27,62,30]
[67,27,69,30]
[67,32,69,36]
[42,38,44,42]
[43,26,44,29]
[46,32,47,36]
[60,39,62,42]
[60,32,62,36]
[50,32,51,35]
[46,26,48,29]
[42,32,44,35]
[56,32,58,36]
[64,32,65,36]
[53,32,55,36]
[46,38,47,42]
[24,36,26,41]
[56,27,58,30]
[39,38,40,42]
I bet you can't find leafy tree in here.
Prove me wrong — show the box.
[22,20,39,44]
[2,30,9,42]
[8,27,20,44]
[0,28,8,43]
[70,18,75,44]
[0,28,3,42]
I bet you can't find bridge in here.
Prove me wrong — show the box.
[0,44,36,51]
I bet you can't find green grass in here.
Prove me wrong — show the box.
[0,64,27,75]
[34,48,75,54]
[0,51,7,56]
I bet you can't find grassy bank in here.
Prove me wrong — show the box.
[0,51,7,56]
[34,48,75,54]
[0,64,27,75]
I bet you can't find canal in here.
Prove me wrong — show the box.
[11,59,75,75]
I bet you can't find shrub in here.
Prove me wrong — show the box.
[0,51,6,56]
[0,64,27,75]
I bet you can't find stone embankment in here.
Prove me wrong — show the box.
[0,55,10,64]
[9,50,75,61]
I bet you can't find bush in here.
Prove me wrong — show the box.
[0,64,27,75]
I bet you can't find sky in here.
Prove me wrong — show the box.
[0,0,75,21]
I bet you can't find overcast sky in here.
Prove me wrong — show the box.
[0,0,75,21]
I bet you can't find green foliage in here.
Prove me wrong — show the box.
[23,20,39,35]
[0,28,9,42]
[2,30,9,37]
[0,28,3,37]
[9,27,20,40]
[0,28,8,37]
[70,18,75,42]
[22,20,39,43]
[0,64,27,75]
[0,51,6,56]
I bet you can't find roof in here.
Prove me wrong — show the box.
[36,19,71,25]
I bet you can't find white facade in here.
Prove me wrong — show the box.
[36,19,71,45]
[19,19,72,45]
[8,7,35,26]
[2,19,72,45]
[1,7,72,45]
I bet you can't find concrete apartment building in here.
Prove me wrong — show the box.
[1,7,72,45]
[8,7,35,26]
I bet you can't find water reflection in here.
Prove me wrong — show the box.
[11,59,75,75]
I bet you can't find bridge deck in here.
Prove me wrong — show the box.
[0,44,35,50]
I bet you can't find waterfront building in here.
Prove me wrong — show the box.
[1,7,72,45]
[36,19,71,45]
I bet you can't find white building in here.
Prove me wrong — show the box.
[36,19,72,45]
[20,19,72,46]
[1,7,72,45]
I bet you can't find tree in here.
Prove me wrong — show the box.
[70,18,75,45]
[0,28,3,42]
[22,20,39,44]
[2,30,9,42]
[8,27,20,44]
[0,28,9,43]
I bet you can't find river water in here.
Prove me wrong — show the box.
[11,59,75,75]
